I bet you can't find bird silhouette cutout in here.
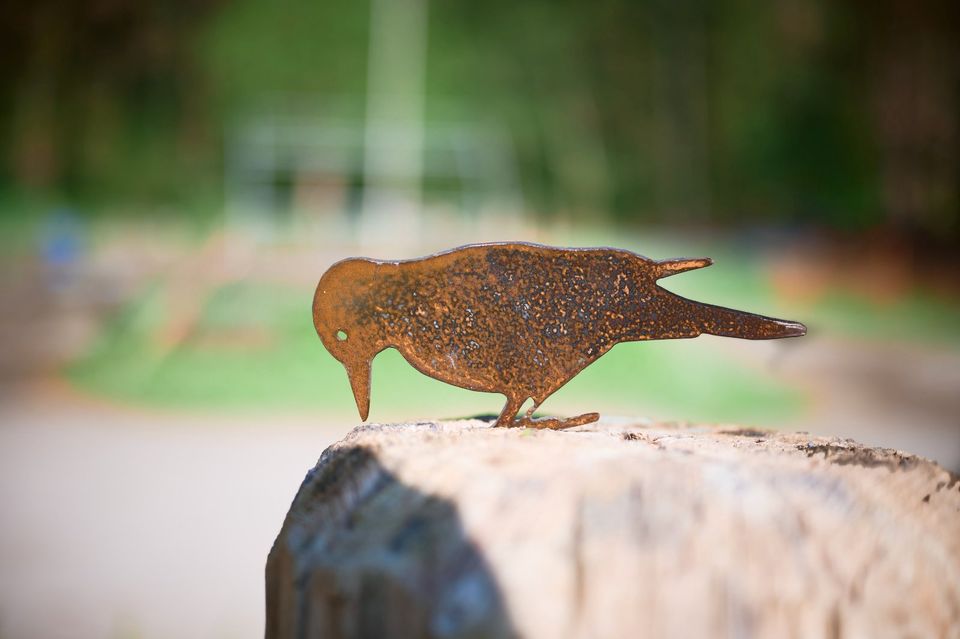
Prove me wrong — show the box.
[313,242,806,429]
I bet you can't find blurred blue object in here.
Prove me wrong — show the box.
[40,208,85,294]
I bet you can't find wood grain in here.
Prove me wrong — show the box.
[266,418,960,639]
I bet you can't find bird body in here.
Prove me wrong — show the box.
[313,242,805,428]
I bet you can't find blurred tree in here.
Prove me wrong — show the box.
[0,0,224,206]
[203,0,368,103]
[0,0,955,247]
[426,0,957,243]
[858,0,959,243]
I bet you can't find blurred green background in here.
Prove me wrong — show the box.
[2,0,957,233]
[2,0,957,425]
[0,1,958,635]
[0,0,960,424]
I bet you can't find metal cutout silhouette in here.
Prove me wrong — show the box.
[313,242,806,429]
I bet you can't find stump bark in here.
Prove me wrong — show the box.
[266,418,960,639]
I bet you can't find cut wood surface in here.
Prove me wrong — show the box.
[266,418,960,639]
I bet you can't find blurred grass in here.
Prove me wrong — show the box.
[66,233,960,424]
[68,278,804,425]
[806,292,960,344]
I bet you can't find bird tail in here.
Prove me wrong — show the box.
[656,257,712,279]
[682,299,807,339]
[644,256,805,341]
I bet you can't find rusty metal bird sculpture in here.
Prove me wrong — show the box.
[313,242,805,429]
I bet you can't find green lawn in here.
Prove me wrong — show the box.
[68,279,805,425]
[66,234,960,425]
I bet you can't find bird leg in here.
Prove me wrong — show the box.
[513,411,600,430]
[512,400,599,430]
[494,396,599,430]
[493,395,525,427]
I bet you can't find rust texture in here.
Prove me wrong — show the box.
[313,242,806,429]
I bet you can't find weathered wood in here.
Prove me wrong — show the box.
[266,418,960,639]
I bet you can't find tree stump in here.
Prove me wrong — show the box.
[266,418,960,639]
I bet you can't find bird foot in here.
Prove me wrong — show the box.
[510,412,600,430]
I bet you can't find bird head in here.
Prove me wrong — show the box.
[313,258,391,421]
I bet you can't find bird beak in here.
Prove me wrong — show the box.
[344,359,371,421]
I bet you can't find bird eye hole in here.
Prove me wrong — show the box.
[336,329,348,342]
